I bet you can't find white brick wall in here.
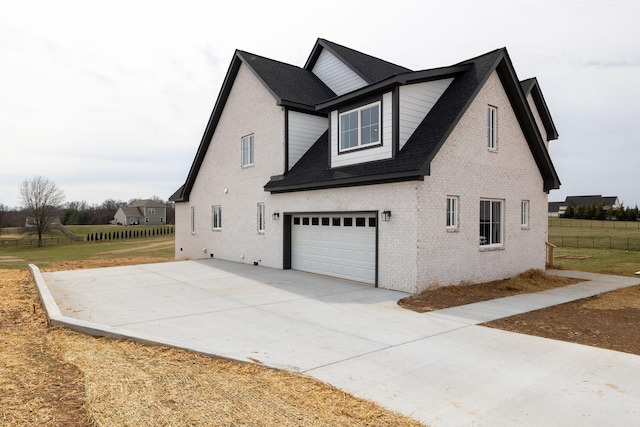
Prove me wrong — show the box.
[175,62,286,265]
[414,71,548,291]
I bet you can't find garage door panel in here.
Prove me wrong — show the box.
[292,213,376,284]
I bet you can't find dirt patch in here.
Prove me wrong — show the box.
[398,269,640,357]
[2,257,423,426]
[398,269,581,312]
[484,286,640,355]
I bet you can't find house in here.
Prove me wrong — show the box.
[114,199,167,225]
[169,39,560,293]
[549,195,621,217]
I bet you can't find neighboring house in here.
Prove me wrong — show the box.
[114,199,167,225]
[549,195,621,217]
[170,38,560,293]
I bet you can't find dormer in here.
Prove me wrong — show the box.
[316,69,459,168]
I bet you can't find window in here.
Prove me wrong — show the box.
[148,208,156,214]
[339,102,380,151]
[521,200,530,228]
[257,203,265,232]
[446,196,459,229]
[487,105,497,150]
[190,206,196,234]
[242,134,255,166]
[479,199,503,246]
[212,205,222,230]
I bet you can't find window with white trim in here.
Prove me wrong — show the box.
[212,205,222,230]
[339,102,380,151]
[446,196,459,229]
[257,203,265,233]
[190,206,196,234]
[521,200,530,228]
[487,105,497,150]
[242,134,254,166]
[479,199,503,245]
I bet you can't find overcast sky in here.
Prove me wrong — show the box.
[1,0,638,209]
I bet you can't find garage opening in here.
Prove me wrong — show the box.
[289,212,377,284]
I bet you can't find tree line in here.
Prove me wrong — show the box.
[0,198,175,227]
[562,202,639,221]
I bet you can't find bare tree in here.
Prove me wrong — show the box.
[20,176,65,246]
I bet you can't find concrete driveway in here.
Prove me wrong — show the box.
[33,259,640,426]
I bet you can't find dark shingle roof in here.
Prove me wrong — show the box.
[306,39,412,84]
[171,39,560,202]
[565,195,619,207]
[237,50,335,108]
[266,48,562,192]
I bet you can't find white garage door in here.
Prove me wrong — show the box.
[291,213,376,284]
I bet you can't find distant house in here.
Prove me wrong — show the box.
[114,200,167,225]
[549,195,621,216]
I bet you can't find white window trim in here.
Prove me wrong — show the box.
[338,101,381,152]
[487,105,497,150]
[479,199,503,247]
[212,205,222,230]
[190,206,196,234]
[257,203,265,233]
[241,134,255,167]
[521,200,530,229]
[446,196,459,230]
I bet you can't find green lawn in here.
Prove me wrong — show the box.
[0,234,174,270]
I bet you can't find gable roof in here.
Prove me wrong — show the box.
[237,50,335,109]
[304,38,412,84]
[520,77,559,141]
[130,199,166,208]
[171,40,560,202]
[564,195,620,207]
[170,39,410,202]
[265,48,560,193]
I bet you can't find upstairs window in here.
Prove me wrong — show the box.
[487,106,497,150]
[339,102,380,151]
[242,134,254,166]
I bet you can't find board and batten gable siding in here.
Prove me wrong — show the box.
[399,78,454,150]
[526,93,549,147]
[174,62,285,265]
[312,48,368,96]
[414,70,548,291]
[287,111,328,170]
[330,91,393,168]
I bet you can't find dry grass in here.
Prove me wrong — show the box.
[1,263,424,427]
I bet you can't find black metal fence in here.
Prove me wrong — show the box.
[548,235,640,251]
[0,237,75,247]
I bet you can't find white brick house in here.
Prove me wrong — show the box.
[170,39,560,293]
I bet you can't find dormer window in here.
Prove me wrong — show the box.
[339,102,380,152]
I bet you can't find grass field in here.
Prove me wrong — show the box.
[0,231,174,271]
[549,218,640,252]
